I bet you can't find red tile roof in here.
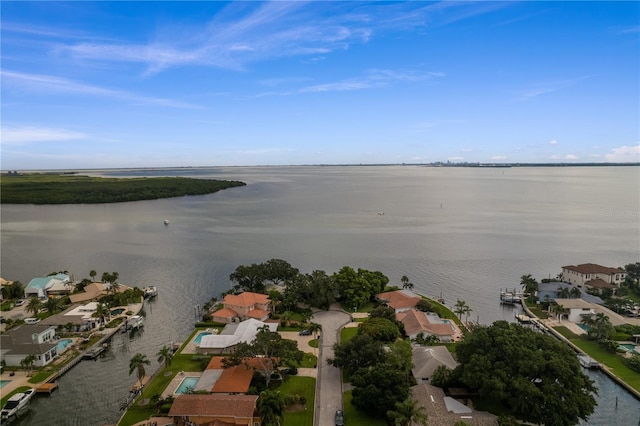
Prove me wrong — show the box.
[562,263,625,275]
[168,394,258,418]
[397,309,455,337]
[211,307,239,319]
[376,290,421,311]
[223,292,269,308]
[205,357,272,394]
[246,308,269,319]
[584,278,616,289]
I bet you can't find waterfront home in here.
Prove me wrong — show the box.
[0,324,57,367]
[168,394,261,426]
[411,345,458,382]
[397,309,458,342]
[210,292,271,324]
[39,301,102,332]
[376,289,421,313]
[536,282,603,305]
[554,299,596,323]
[195,356,267,394]
[24,273,71,298]
[68,282,126,304]
[561,263,626,288]
[197,318,278,354]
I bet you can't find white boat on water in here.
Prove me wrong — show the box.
[143,286,157,298]
[1,389,35,420]
[163,219,170,225]
[128,315,144,329]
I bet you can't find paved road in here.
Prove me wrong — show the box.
[312,309,352,426]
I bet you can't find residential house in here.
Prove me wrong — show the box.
[39,302,102,332]
[0,324,58,367]
[168,394,261,426]
[397,309,459,342]
[561,264,626,288]
[197,318,278,354]
[69,282,126,304]
[211,292,271,324]
[536,282,603,305]
[411,345,458,382]
[376,289,421,313]
[555,299,596,323]
[24,273,71,299]
[196,357,267,394]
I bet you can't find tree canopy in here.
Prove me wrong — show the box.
[327,333,386,376]
[453,321,596,426]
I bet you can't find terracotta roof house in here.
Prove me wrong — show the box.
[197,319,278,354]
[397,309,458,342]
[376,289,422,313]
[584,278,617,294]
[562,263,626,288]
[0,324,58,367]
[168,394,261,426]
[69,282,128,304]
[211,292,271,324]
[195,357,268,394]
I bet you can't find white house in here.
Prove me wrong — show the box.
[197,318,278,354]
[39,301,102,332]
[555,298,596,323]
[561,264,626,288]
[24,273,71,298]
[0,324,58,367]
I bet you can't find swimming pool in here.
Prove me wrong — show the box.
[194,331,212,344]
[111,308,125,316]
[0,380,10,388]
[618,343,640,355]
[175,377,199,394]
[577,323,590,332]
[56,339,74,352]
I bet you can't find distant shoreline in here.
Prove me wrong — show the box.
[2,162,639,173]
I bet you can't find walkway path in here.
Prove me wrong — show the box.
[311,308,352,426]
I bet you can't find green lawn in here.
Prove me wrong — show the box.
[280,376,316,426]
[570,338,640,391]
[341,327,358,342]
[343,390,386,426]
[300,353,317,368]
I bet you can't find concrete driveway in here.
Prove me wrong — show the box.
[312,309,352,426]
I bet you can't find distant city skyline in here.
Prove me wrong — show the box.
[2,1,639,170]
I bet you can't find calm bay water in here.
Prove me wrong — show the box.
[1,165,639,424]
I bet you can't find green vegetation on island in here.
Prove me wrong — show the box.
[0,173,245,204]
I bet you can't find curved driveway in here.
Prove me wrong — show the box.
[312,309,352,426]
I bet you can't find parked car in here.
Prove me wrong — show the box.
[335,409,344,426]
[15,299,25,307]
[299,329,311,336]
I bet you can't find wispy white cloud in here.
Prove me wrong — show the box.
[614,25,639,35]
[514,76,590,101]
[1,70,201,109]
[461,148,473,152]
[491,155,507,161]
[565,154,579,160]
[548,139,558,145]
[448,156,464,161]
[300,69,443,93]
[605,145,640,162]
[1,125,87,144]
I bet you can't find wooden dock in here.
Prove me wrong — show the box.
[35,382,58,394]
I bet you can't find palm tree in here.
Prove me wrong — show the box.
[556,287,570,299]
[20,354,37,376]
[520,274,538,295]
[89,270,97,283]
[463,305,473,324]
[454,299,469,321]
[26,297,42,317]
[387,397,428,426]
[307,322,322,340]
[569,286,581,299]
[257,390,285,426]
[280,311,294,327]
[109,272,120,295]
[400,275,414,290]
[101,272,110,283]
[94,302,108,326]
[43,297,60,315]
[157,345,174,369]
[129,353,151,389]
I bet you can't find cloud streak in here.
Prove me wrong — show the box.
[1,125,87,144]
[1,70,201,109]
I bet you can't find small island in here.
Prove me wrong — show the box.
[0,173,246,204]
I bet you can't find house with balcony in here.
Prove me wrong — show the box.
[0,324,58,367]
[211,292,271,324]
[561,263,626,288]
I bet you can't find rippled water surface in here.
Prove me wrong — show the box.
[1,165,639,425]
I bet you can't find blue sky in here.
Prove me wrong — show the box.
[2,1,639,169]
